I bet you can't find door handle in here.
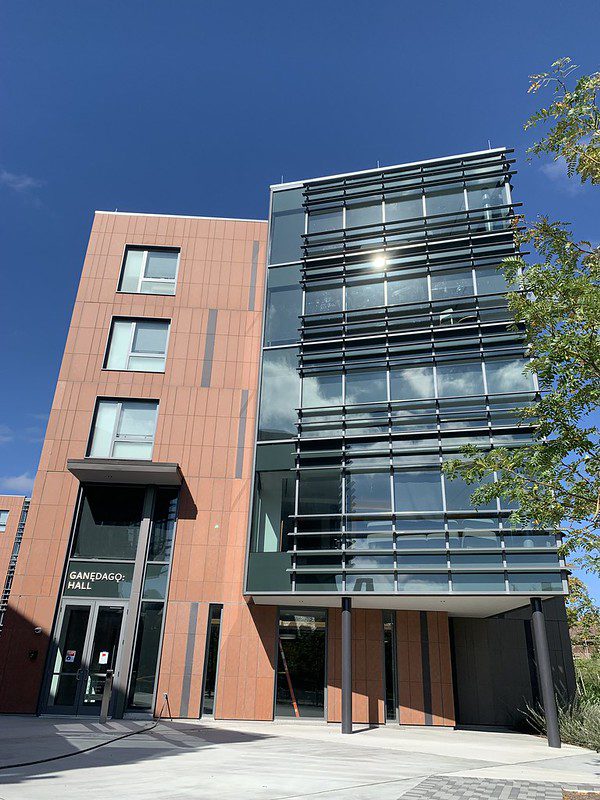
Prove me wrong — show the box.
[76,668,84,681]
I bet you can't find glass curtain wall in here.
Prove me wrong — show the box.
[249,151,566,599]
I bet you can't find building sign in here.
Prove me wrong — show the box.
[64,560,134,598]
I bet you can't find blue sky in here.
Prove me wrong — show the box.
[0,2,598,595]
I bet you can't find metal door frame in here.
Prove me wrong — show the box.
[42,598,128,716]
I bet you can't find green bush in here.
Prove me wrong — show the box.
[574,656,600,702]
[527,696,600,751]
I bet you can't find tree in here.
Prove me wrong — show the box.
[567,576,600,656]
[443,58,600,573]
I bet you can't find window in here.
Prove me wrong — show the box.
[298,470,341,516]
[308,207,342,233]
[476,265,509,295]
[345,370,387,405]
[302,373,342,408]
[264,265,302,346]
[425,185,466,220]
[385,191,423,223]
[436,361,484,397]
[390,366,434,400]
[346,280,384,310]
[346,472,391,513]
[444,475,496,511]
[270,189,305,264]
[88,399,159,460]
[305,285,343,315]
[0,510,8,532]
[430,270,473,300]
[276,609,326,718]
[251,471,295,552]
[394,470,442,512]
[346,200,381,228]
[485,359,535,395]
[387,274,428,306]
[105,319,170,372]
[258,348,300,440]
[72,486,145,560]
[118,248,179,295]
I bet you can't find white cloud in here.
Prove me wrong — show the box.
[0,425,14,444]
[540,158,584,196]
[0,472,34,494]
[0,167,43,194]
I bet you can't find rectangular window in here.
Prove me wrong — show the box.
[390,366,434,401]
[308,207,342,233]
[72,486,145,560]
[346,280,384,311]
[387,274,428,306]
[251,471,295,552]
[264,265,302,347]
[305,285,343,315]
[105,319,170,372]
[88,399,159,460]
[127,602,164,710]
[444,475,496,512]
[302,373,342,408]
[276,609,326,718]
[430,270,473,301]
[271,189,305,264]
[436,361,484,397]
[485,359,535,395]
[383,611,397,721]
[346,472,391,514]
[452,573,506,592]
[118,247,179,295]
[201,604,223,717]
[0,510,8,532]
[394,470,442,512]
[397,574,448,592]
[385,191,423,223]
[345,370,388,405]
[258,348,300,440]
[345,199,382,228]
[298,470,342,517]
[507,573,563,592]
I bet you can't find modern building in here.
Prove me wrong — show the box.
[0,149,574,742]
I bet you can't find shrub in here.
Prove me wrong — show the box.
[526,696,600,751]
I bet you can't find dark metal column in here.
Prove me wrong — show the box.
[341,596,352,734]
[530,597,561,748]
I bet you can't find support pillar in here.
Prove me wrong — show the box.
[530,597,561,748]
[341,596,352,734]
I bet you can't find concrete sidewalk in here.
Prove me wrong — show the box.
[0,715,597,799]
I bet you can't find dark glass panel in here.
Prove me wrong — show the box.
[270,189,304,265]
[276,609,326,717]
[298,471,341,516]
[265,265,302,346]
[148,488,178,562]
[345,554,394,568]
[397,533,446,549]
[444,475,496,511]
[346,200,382,228]
[143,564,170,600]
[476,265,508,295]
[302,373,342,408]
[506,552,560,567]
[308,208,342,233]
[346,280,385,310]
[504,533,556,549]
[72,486,145,561]
[451,553,503,567]
[127,602,164,710]
[258,348,300,440]
[383,611,397,721]
[305,285,343,315]
[430,270,473,300]
[251,471,295,552]
[397,554,447,567]
[48,606,90,708]
[387,274,428,305]
[295,574,341,591]
[83,607,124,706]
[201,605,222,716]
[385,191,423,223]
[452,573,505,591]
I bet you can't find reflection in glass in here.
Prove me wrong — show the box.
[346,200,381,228]
[346,472,391,513]
[308,208,342,233]
[345,370,387,405]
[270,189,304,264]
[346,281,384,310]
[452,553,503,567]
[436,362,484,397]
[302,373,342,408]
[486,359,534,394]
[504,534,556,549]
[305,286,343,315]
[258,348,299,440]
[127,602,164,710]
[251,471,295,552]
[385,191,423,223]
[397,554,446,567]
[430,270,473,300]
[508,573,563,591]
[348,574,395,592]
[48,606,90,708]
[476,265,508,295]
[276,609,326,717]
[143,564,169,599]
[387,275,428,305]
[201,605,222,716]
[148,488,178,562]
[390,366,434,400]
[397,533,446,549]
[265,265,302,346]
[506,553,560,567]
[394,470,442,512]
[444,474,496,511]
[397,573,448,592]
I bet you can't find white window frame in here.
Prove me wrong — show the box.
[104,318,171,373]
[118,247,180,295]
[88,399,159,459]
[0,510,8,532]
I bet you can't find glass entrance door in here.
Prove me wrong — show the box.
[46,601,126,715]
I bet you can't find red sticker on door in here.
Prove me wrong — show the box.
[65,650,76,663]
[99,651,109,665]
